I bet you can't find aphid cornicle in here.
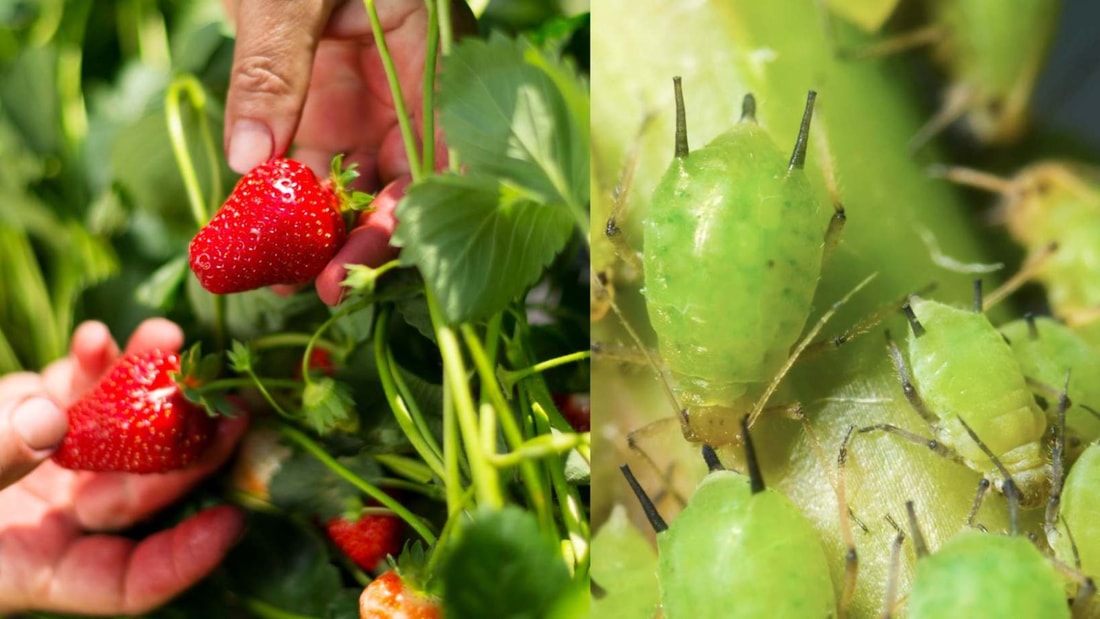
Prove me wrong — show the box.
[643,79,834,446]
[888,295,1048,507]
[620,417,836,619]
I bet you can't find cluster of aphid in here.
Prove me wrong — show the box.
[599,0,1100,614]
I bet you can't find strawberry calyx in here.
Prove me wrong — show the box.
[327,153,375,214]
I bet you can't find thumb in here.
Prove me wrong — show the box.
[223,0,339,174]
[0,378,68,489]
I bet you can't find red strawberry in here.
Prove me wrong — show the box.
[189,157,350,294]
[552,392,591,432]
[359,570,441,619]
[52,350,217,473]
[326,512,405,572]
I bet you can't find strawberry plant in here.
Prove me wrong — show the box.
[0,1,589,617]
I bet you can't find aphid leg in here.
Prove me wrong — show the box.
[625,417,690,507]
[1044,374,1071,538]
[885,330,937,424]
[965,478,992,529]
[747,273,877,427]
[857,422,960,462]
[590,268,614,323]
[1052,518,1098,616]
[619,463,669,534]
[603,107,656,275]
[981,242,1059,310]
[590,340,661,367]
[836,425,860,616]
[926,164,1015,195]
[881,513,906,619]
[957,417,1022,535]
[909,86,973,153]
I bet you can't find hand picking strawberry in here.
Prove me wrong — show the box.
[189,157,367,294]
[51,349,218,473]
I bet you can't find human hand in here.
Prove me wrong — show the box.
[0,319,249,614]
[222,0,473,304]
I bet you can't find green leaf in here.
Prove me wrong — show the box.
[440,506,572,619]
[268,448,382,520]
[224,512,343,616]
[226,340,253,373]
[393,174,573,323]
[324,588,363,619]
[438,33,588,212]
[302,377,358,434]
[135,254,189,309]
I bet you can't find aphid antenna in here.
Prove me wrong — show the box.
[882,513,907,619]
[981,241,1059,311]
[787,90,817,173]
[739,415,766,495]
[904,500,930,558]
[842,23,945,62]
[619,463,669,534]
[956,416,1021,535]
[740,93,757,124]
[813,118,848,267]
[747,273,877,428]
[803,283,939,358]
[672,76,689,159]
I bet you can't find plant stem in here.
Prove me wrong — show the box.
[426,289,503,509]
[165,74,214,228]
[498,349,591,392]
[530,398,590,575]
[279,423,438,544]
[362,0,422,180]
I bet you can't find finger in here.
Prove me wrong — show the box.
[121,318,185,357]
[56,320,120,401]
[224,0,339,174]
[72,414,250,531]
[315,177,407,306]
[31,506,245,615]
[0,374,68,489]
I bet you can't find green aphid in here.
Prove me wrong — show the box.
[643,79,834,447]
[907,527,1069,619]
[923,0,1061,144]
[1001,315,1100,459]
[620,417,836,619]
[898,296,1048,507]
[1050,442,1100,615]
[938,162,1100,346]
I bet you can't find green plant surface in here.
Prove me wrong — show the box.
[590,0,1066,616]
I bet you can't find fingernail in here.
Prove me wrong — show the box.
[228,119,273,174]
[12,398,68,451]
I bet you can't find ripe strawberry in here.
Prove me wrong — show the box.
[52,350,217,473]
[189,157,353,294]
[326,512,405,572]
[552,392,591,432]
[359,570,441,619]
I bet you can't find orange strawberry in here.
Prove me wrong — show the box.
[189,157,359,294]
[359,570,441,619]
[52,350,216,473]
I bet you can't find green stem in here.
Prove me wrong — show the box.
[279,423,438,544]
[241,368,294,419]
[250,333,340,354]
[530,397,590,576]
[422,0,438,174]
[387,347,445,465]
[374,306,447,481]
[301,299,370,381]
[460,324,554,532]
[165,74,217,228]
[486,432,588,468]
[426,289,503,508]
[373,452,435,483]
[442,376,463,513]
[236,595,319,619]
[196,377,302,393]
[498,349,591,392]
[362,0,422,180]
